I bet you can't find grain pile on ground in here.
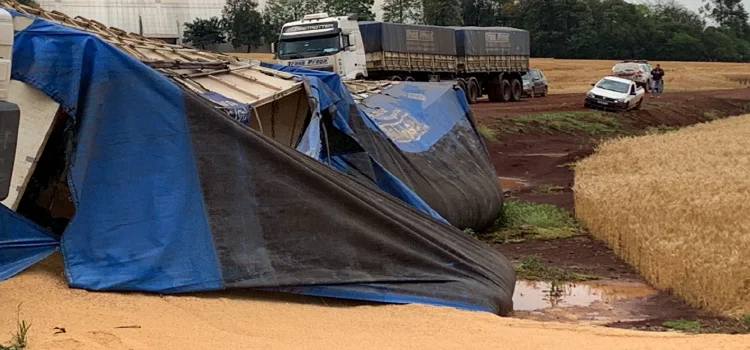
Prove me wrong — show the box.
[2,255,750,349]
[574,114,750,316]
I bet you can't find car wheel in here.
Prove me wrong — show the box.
[635,98,642,110]
[542,86,548,97]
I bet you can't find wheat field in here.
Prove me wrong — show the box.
[234,53,750,93]
[574,115,750,316]
[531,58,750,93]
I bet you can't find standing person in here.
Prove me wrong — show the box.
[651,64,665,98]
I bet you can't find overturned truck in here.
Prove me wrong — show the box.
[0,3,514,315]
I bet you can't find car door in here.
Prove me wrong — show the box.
[627,83,637,106]
[531,69,543,93]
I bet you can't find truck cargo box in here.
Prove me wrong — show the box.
[453,27,530,56]
[359,21,456,55]
[453,27,530,73]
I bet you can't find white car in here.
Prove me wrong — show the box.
[611,61,652,92]
[584,76,645,111]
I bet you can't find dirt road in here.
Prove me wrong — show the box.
[471,87,750,118]
[475,87,750,329]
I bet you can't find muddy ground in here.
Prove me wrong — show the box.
[472,87,750,331]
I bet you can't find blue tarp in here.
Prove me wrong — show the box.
[264,64,504,230]
[266,63,447,223]
[1,14,515,315]
[0,204,58,281]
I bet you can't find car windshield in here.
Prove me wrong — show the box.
[596,79,630,93]
[278,34,341,59]
[522,74,532,82]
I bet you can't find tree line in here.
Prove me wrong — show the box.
[183,0,750,62]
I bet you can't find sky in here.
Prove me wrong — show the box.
[627,0,750,13]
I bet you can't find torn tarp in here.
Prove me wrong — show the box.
[3,14,516,315]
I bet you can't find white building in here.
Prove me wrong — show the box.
[36,0,386,44]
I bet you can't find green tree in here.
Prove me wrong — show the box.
[262,0,308,40]
[324,0,375,20]
[701,0,750,37]
[422,0,462,26]
[666,32,704,61]
[182,17,226,49]
[382,0,422,23]
[462,0,498,26]
[222,0,265,52]
[519,0,595,58]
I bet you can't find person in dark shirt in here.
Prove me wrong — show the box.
[651,64,665,98]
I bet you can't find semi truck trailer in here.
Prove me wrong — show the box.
[272,13,531,103]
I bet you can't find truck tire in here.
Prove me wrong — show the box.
[501,79,512,102]
[404,76,415,82]
[510,78,522,102]
[389,75,402,81]
[467,79,479,104]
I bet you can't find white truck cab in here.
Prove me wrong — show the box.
[273,13,367,80]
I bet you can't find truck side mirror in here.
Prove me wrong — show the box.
[270,42,276,54]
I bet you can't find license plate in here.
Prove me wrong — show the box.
[599,100,609,105]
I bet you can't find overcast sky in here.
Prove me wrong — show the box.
[627,0,750,12]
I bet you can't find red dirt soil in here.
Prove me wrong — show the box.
[474,88,750,327]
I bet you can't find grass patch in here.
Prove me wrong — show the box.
[480,199,581,243]
[645,124,679,135]
[663,319,701,332]
[536,184,565,194]
[476,123,497,140]
[703,109,721,120]
[499,111,622,135]
[556,162,577,170]
[660,317,750,334]
[1,306,30,350]
[514,255,599,282]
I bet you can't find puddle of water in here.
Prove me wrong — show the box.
[498,177,529,191]
[513,280,656,311]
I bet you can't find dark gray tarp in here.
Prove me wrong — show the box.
[453,27,531,56]
[3,15,517,316]
[359,21,457,55]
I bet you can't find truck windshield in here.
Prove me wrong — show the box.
[278,34,341,59]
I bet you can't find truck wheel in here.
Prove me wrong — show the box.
[389,75,402,81]
[467,79,479,104]
[510,78,522,102]
[501,79,512,102]
[404,76,415,82]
